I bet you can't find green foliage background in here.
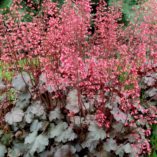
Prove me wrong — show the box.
[0,0,148,25]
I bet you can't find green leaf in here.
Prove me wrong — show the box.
[0,0,12,9]
[124,83,134,90]
[108,0,143,25]
[0,79,6,90]
[0,130,4,137]
[51,0,64,8]
[151,151,157,157]
[1,133,13,146]
[22,14,33,22]
[118,72,128,83]
[150,125,157,156]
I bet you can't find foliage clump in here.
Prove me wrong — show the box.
[0,0,157,156]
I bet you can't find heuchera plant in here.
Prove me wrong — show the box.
[0,0,157,156]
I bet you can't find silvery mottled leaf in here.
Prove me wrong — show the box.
[11,123,18,132]
[145,88,157,97]
[82,122,106,150]
[142,73,157,87]
[84,102,90,110]
[126,133,140,143]
[24,105,34,123]
[104,138,117,152]
[39,73,46,85]
[75,144,82,152]
[106,95,119,109]
[148,101,157,106]
[0,144,7,157]
[111,107,127,124]
[23,154,32,157]
[54,145,76,157]
[49,122,68,138]
[13,142,26,151]
[55,127,77,143]
[49,108,63,121]
[112,123,125,133]
[92,150,111,157]
[144,77,156,86]
[8,142,26,157]
[136,118,147,126]
[24,112,34,123]
[115,143,132,157]
[12,72,32,91]
[25,101,45,123]
[129,143,142,157]
[30,101,45,117]
[66,89,79,113]
[123,143,132,153]
[16,92,31,109]
[30,120,42,132]
[113,95,121,104]
[49,122,76,143]
[115,145,125,157]
[39,147,55,157]
[25,131,37,145]
[70,116,84,126]
[39,73,55,92]
[85,115,95,124]
[88,122,106,140]
[81,137,98,151]
[5,108,24,125]
[29,134,49,154]
[105,102,112,109]
[7,148,21,157]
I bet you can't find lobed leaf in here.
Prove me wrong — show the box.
[5,108,24,125]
